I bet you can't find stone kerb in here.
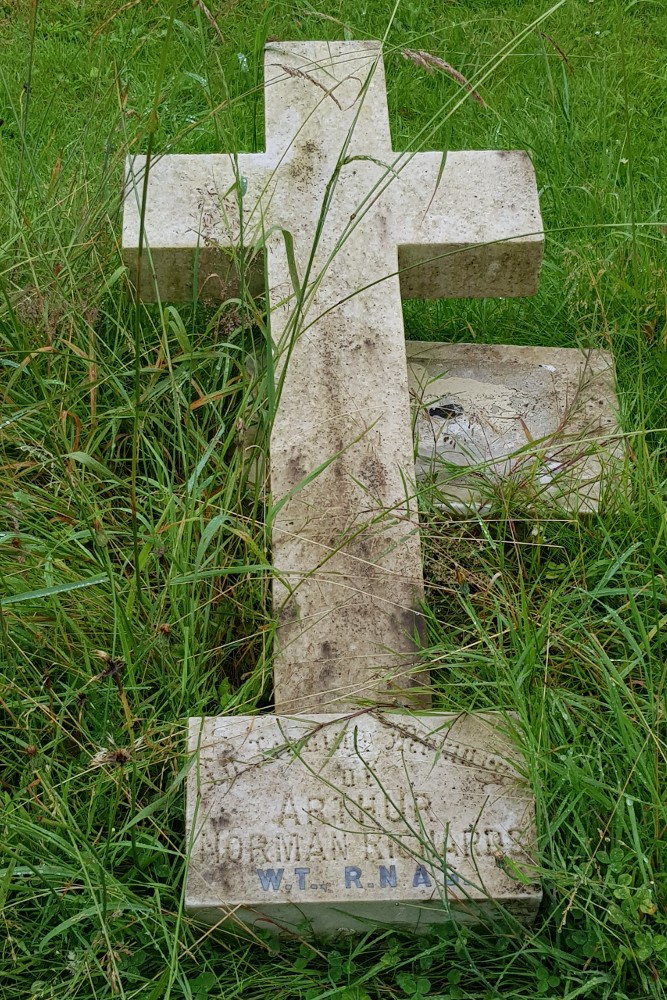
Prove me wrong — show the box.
[408,343,620,511]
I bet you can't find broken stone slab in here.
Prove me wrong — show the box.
[409,342,621,511]
[186,712,541,934]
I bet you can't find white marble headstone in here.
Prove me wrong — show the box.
[122,40,554,934]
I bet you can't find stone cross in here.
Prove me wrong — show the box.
[124,41,543,932]
[124,41,543,714]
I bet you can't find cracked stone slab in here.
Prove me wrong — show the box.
[186,712,541,934]
[408,342,621,511]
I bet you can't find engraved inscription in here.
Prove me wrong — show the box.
[227,722,518,779]
[254,863,460,894]
[188,714,537,908]
[206,823,523,867]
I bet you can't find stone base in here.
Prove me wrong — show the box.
[185,712,541,935]
[408,342,621,511]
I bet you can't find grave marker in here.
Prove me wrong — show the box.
[124,40,544,711]
[124,40,544,932]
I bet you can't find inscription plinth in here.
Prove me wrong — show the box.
[186,713,541,934]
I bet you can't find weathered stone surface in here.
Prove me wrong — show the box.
[408,342,621,510]
[123,42,544,713]
[125,41,546,935]
[186,712,540,934]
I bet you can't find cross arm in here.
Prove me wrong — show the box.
[122,153,268,302]
[397,150,544,299]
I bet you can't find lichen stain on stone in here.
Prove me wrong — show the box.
[287,450,307,484]
[288,138,321,183]
[359,454,387,493]
[395,606,427,647]
[278,598,300,630]
[319,663,336,685]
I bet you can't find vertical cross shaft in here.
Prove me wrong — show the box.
[262,46,427,713]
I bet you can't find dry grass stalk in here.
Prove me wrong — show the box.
[538,32,574,75]
[400,48,487,107]
[273,63,343,109]
[194,0,225,43]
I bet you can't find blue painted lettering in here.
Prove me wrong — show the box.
[413,865,432,888]
[379,864,397,888]
[344,866,362,888]
[256,868,284,891]
[294,867,310,889]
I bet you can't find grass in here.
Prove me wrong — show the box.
[1,0,666,997]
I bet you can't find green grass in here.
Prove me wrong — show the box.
[1,0,667,997]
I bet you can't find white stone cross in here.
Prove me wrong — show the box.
[124,41,543,715]
[123,41,544,933]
